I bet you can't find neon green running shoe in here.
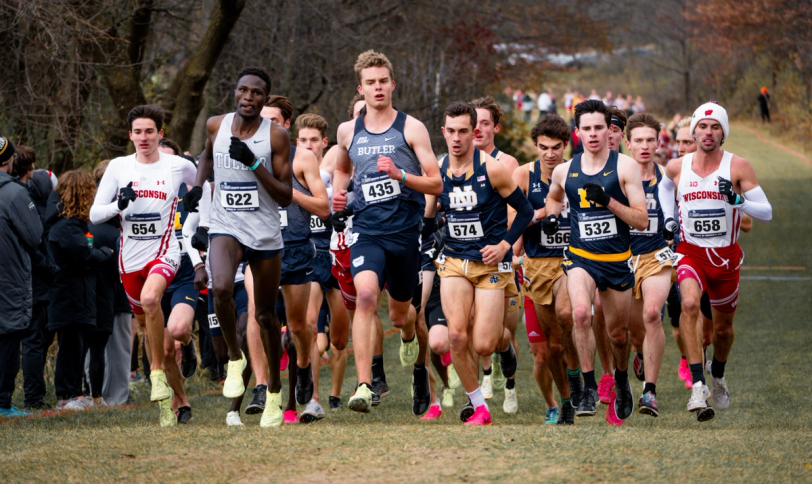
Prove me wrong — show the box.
[348,383,373,413]
[448,364,462,389]
[399,333,418,367]
[223,351,247,398]
[158,391,176,428]
[490,353,507,390]
[149,369,172,402]
[441,387,454,408]
[260,391,283,428]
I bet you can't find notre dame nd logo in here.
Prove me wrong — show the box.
[449,186,478,211]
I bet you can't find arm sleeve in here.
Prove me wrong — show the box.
[90,163,122,224]
[740,186,772,222]
[9,189,43,249]
[199,181,212,228]
[658,174,676,220]
[503,186,534,246]
[182,212,204,267]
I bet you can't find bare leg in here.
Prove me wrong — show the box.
[593,292,615,375]
[248,256,283,393]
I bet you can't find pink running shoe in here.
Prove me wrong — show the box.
[283,410,298,424]
[440,351,452,367]
[421,405,443,420]
[606,391,624,426]
[598,375,614,404]
[280,350,289,372]
[678,358,692,388]
[464,405,492,426]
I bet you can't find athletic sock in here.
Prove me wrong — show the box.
[506,378,515,390]
[614,368,628,386]
[566,367,581,377]
[372,354,385,382]
[414,362,426,373]
[483,367,492,376]
[297,363,312,377]
[562,397,572,406]
[681,355,686,360]
[637,352,644,361]
[402,334,415,343]
[582,370,597,390]
[689,363,706,385]
[711,357,726,378]
[467,387,487,409]
[643,382,656,395]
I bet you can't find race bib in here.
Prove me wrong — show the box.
[362,172,401,204]
[654,247,677,264]
[578,212,618,241]
[207,313,220,329]
[175,229,185,253]
[541,226,570,249]
[447,213,484,240]
[279,208,288,228]
[630,210,658,236]
[498,261,512,273]
[310,215,327,233]
[220,181,259,212]
[688,208,727,238]
[125,213,162,240]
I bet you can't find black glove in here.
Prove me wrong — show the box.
[583,182,610,206]
[435,215,446,232]
[118,182,136,210]
[663,217,678,241]
[191,226,209,251]
[717,176,741,205]
[330,208,351,232]
[229,136,257,168]
[184,185,203,213]
[347,180,354,193]
[541,214,559,236]
[421,216,436,240]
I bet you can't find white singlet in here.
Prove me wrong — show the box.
[677,151,743,248]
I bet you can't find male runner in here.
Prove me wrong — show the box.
[434,101,533,425]
[331,50,443,413]
[623,113,674,417]
[261,97,330,422]
[91,104,197,427]
[658,102,772,421]
[471,96,521,412]
[543,99,648,421]
[512,114,581,425]
[183,67,293,428]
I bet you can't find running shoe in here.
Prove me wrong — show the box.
[697,403,716,422]
[24,400,51,411]
[226,411,243,426]
[295,364,314,405]
[605,391,623,426]
[180,340,198,379]
[260,391,284,427]
[129,371,144,383]
[614,377,634,420]
[441,387,454,408]
[597,374,614,404]
[348,383,373,413]
[283,410,299,424]
[0,406,30,418]
[448,363,462,389]
[371,378,390,407]
[280,348,289,372]
[412,366,431,416]
[576,387,598,417]
[245,384,267,415]
[399,333,418,367]
[177,406,193,424]
[557,401,574,425]
[710,375,730,410]
[490,354,507,390]
[159,393,176,428]
[481,375,493,399]
[639,391,659,417]
[150,369,172,401]
[459,399,475,422]
[678,357,692,388]
[63,397,92,411]
[299,399,325,423]
[544,407,559,424]
[464,405,492,425]
[567,372,583,408]
[421,404,442,420]
[222,351,247,398]
[503,388,518,414]
[328,396,342,410]
[687,381,711,412]
[499,343,518,379]
[633,353,645,382]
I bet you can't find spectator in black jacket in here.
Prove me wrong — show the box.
[47,170,113,410]
[13,147,60,410]
[0,137,44,418]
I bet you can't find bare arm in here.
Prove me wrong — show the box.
[332,121,354,212]
[400,117,442,196]
[193,116,223,188]
[544,162,570,217]
[613,155,649,231]
[253,122,293,207]
[291,148,330,219]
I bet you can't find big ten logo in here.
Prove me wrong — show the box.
[174,211,182,230]
[449,185,478,211]
[645,193,658,210]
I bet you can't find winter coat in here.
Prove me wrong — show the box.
[89,217,122,334]
[26,170,60,305]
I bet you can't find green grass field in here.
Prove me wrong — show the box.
[2,124,812,482]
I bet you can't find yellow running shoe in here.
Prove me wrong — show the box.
[150,369,172,402]
[399,333,418,367]
[448,364,462,389]
[158,390,176,427]
[441,387,455,408]
[348,383,373,413]
[260,391,283,428]
[490,353,507,390]
[223,351,247,398]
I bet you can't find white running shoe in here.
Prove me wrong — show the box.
[63,397,91,411]
[299,399,325,423]
[481,375,493,399]
[711,376,730,410]
[226,411,244,426]
[503,388,518,414]
[687,381,711,412]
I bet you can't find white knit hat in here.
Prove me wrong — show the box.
[690,102,729,140]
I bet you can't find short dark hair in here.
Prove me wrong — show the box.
[530,115,570,144]
[573,99,610,129]
[610,106,628,131]
[626,113,660,140]
[265,95,294,122]
[11,145,35,178]
[158,138,181,155]
[443,101,477,128]
[236,67,272,96]
[348,92,365,120]
[471,96,503,126]
[128,104,165,131]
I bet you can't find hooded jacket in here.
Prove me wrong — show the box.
[26,169,60,304]
[0,170,43,334]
